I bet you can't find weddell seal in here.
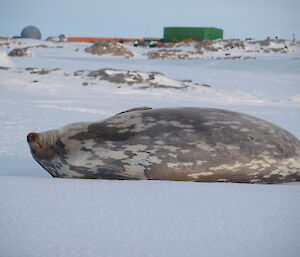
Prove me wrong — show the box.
[27,107,300,183]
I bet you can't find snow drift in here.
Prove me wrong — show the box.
[0,50,14,68]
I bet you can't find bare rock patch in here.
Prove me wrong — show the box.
[85,40,134,58]
[85,68,200,89]
[8,47,32,57]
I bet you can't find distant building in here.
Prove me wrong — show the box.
[21,26,41,40]
[163,27,223,42]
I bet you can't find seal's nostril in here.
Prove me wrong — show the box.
[27,132,41,148]
[27,132,36,143]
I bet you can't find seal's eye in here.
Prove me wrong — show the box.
[27,132,42,149]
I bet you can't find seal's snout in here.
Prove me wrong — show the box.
[27,132,42,149]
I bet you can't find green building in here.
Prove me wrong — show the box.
[163,27,223,42]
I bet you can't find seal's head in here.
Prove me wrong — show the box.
[27,131,65,176]
[27,132,54,159]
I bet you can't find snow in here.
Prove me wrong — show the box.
[0,50,14,68]
[1,177,300,257]
[1,38,300,257]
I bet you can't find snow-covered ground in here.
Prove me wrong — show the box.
[1,38,300,257]
[1,177,300,257]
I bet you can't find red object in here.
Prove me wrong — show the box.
[156,43,166,48]
[67,37,120,43]
[67,37,162,43]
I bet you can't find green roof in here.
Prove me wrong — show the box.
[164,27,223,42]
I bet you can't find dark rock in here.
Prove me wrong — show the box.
[8,48,31,57]
[85,40,134,58]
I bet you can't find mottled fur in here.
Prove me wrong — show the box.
[27,107,300,183]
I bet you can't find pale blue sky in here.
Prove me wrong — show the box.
[1,0,299,40]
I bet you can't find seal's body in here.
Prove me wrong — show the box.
[27,107,300,183]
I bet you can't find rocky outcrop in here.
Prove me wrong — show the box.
[85,40,134,58]
[85,68,198,89]
[8,47,32,57]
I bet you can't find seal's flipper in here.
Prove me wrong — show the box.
[117,106,152,115]
[69,164,140,180]
[83,167,140,180]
